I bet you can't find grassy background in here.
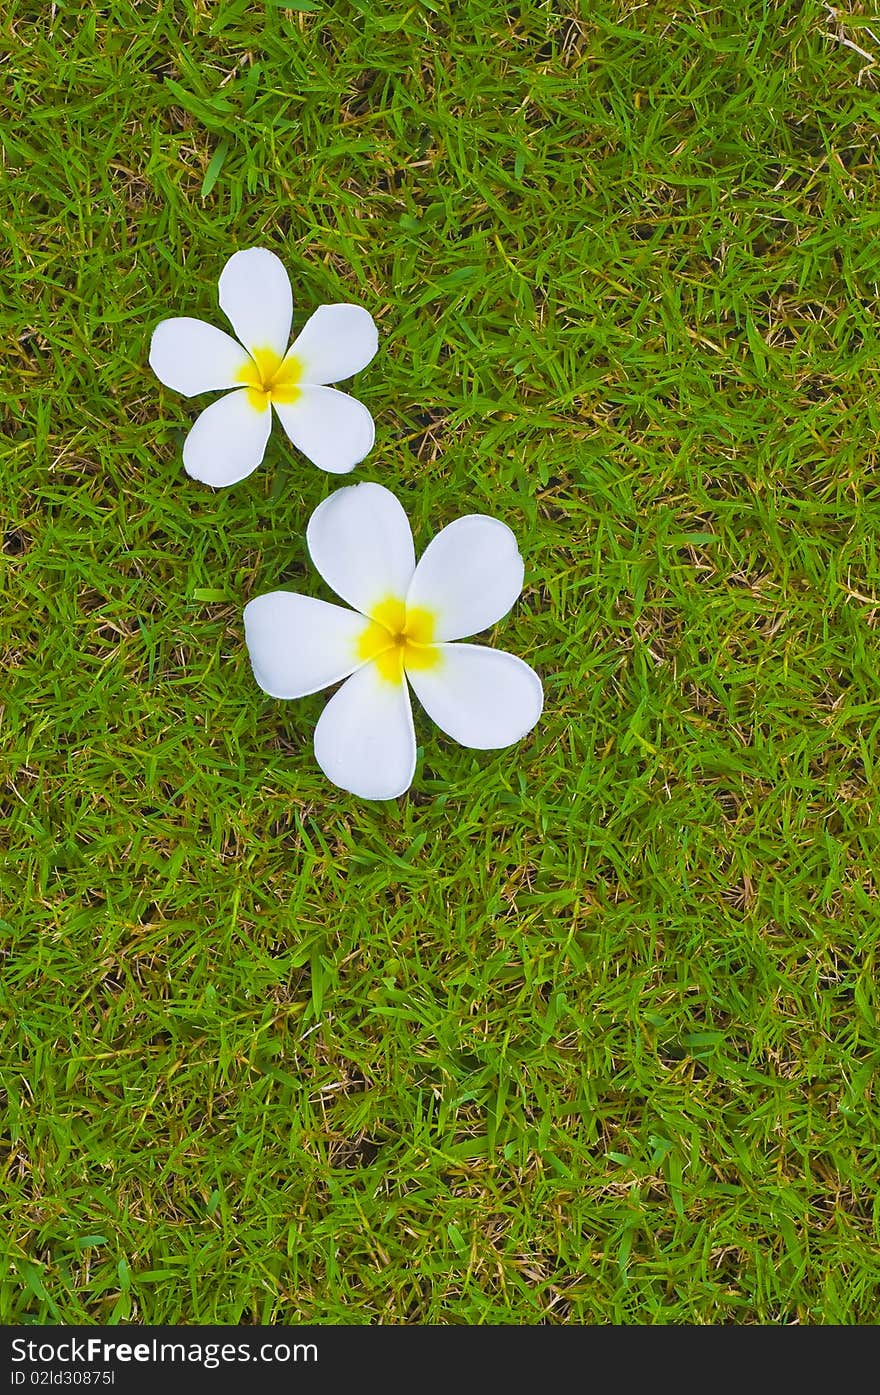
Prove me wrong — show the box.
[3,0,880,1324]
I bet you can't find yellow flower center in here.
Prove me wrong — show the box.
[357,596,442,683]
[237,346,303,411]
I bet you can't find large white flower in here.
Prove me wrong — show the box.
[244,483,544,800]
[149,248,378,487]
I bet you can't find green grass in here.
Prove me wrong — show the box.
[2,0,880,1325]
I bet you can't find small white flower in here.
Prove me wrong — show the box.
[149,248,378,487]
[244,482,543,800]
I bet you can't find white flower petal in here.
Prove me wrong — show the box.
[149,317,250,397]
[306,482,416,615]
[313,663,416,799]
[406,644,542,750]
[218,248,293,359]
[406,515,525,641]
[244,592,367,699]
[273,386,375,474]
[182,389,271,487]
[288,304,378,385]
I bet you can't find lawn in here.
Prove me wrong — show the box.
[3,0,880,1325]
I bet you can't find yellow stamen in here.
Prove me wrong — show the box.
[237,347,303,411]
[356,595,443,683]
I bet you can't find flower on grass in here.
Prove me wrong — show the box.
[244,482,543,800]
[149,248,378,487]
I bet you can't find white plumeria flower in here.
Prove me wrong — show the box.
[244,482,543,800]
[149,248,378,487]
